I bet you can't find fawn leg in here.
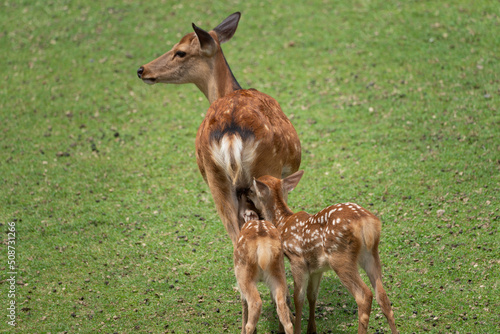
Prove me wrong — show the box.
[306,271,323,334]
[291,264,308,334]
[332,257,373,334]
[360,248,398,334]
[271,280,294,334]
[244,291,262,334]
[240,297,249,334]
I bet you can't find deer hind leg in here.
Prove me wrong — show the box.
[291,263,309,334]
[240,297,249,334]
[359,248,398,334]
[269,275,294,334]
[275,287,295,334]
[205,166,241,246]
[271,286,294,334]
[236,264,262,334]
[331,256,373,334]
[306,271,323,334]
[243,287,262,334]
[239,292,261,334]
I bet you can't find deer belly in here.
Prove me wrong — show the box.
[305,249,331,273]
[284,241,330,274]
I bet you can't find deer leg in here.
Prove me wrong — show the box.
[332,257,373,334]
[236,264,261,334]
[269,276,294,334]
[243,288,262,334]
[205,168,240,246]
[306,272,323,334]
[241,297,249,334]
[276,286,295,334]
[235,263,249,334]
[360,249,398,334]
[291,263,308,334]
[273,282,293,334]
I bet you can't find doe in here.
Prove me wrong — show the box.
[137,12,301,247]
[248,171,398,334]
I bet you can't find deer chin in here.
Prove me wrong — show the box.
[142,78,157,85]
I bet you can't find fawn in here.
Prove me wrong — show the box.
[247,170,398,334]
[233,196,294,334]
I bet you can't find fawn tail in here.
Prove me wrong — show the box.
[256,238,273,271]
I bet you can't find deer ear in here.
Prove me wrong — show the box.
[283,170,304,193]
[252,179,271,200]
[213,12,241,44]
[192,23,217,57]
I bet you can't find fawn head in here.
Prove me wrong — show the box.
[249,170,304,222]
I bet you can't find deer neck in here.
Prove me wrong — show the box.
[273,201,295,230]
[196,49,241,104]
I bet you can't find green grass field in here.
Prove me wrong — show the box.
[1,0,499,333]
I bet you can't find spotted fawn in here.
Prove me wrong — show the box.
[248,170,398,334]
[232,196,294,334]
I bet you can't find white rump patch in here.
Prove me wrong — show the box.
[210,135,259,185]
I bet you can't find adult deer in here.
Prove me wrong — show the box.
[137,12,301,247]
[248,171,398,334]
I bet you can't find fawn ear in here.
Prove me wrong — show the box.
[192,23,217,57]
[283,170,304,193]
[252,179,271,201]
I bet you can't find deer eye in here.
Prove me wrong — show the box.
[175,51,186,58]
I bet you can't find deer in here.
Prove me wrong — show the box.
[247,170,398,334]
[137,12,301,247]
[234,198,294,334]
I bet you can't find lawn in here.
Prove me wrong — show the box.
[1,0,498,333]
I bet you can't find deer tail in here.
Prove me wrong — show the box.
[256,238,273,271]
[210,134,258,187]
[360,216,381,251]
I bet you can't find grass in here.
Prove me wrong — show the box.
[1,0,499,333]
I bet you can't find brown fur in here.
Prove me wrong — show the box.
[249,171,398,334]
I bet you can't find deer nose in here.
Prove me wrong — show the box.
[137,66,144,79]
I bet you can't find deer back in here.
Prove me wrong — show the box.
[281,203,381,259]
[196,89,301,190]
[234,219,283,272]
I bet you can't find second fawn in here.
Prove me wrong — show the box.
[248,170,398,334]
[234,204,294,334]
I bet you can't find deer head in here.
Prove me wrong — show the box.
[249,170,304,225]
[137,12,241,103]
